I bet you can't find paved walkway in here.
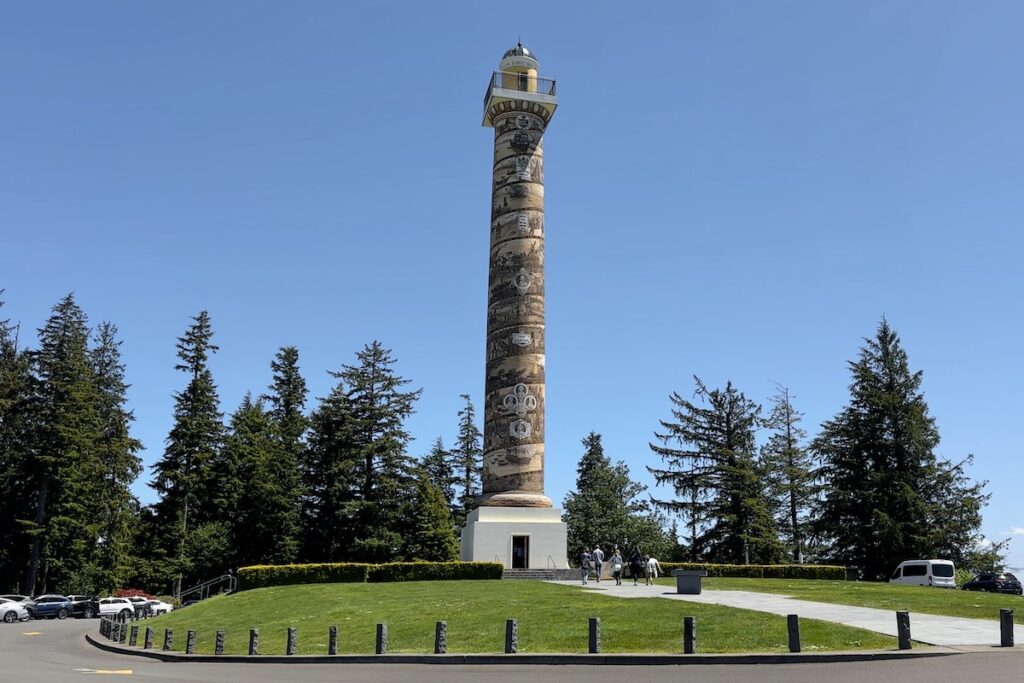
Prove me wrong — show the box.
[553,581,1003,646]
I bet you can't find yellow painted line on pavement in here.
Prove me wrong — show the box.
[22,631,43,635]
[73,669,134,675]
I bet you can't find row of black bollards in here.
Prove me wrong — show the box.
[96,609,1017,654]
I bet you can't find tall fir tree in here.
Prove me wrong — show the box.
[301,381,357,562]
[88,322,143,589]
[151,311,224,595]
[760,385,817,562]
[421,436,455,510]
[812,320,988,579]
[338,341,421,561]
[223,394,294,566]
[260,346,307,563]
[0,295,36,590]
[650,377,783,564]
[452,394,482,524]
[403,472,459,561]
[26,294,106,593]
[563,432,674,558]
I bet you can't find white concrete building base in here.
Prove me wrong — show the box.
[460,506,569,569]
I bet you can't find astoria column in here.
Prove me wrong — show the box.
[478,44,558,509]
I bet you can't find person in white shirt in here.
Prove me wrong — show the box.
[645,556,662,585]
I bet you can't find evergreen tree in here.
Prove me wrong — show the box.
[224,394,299,566]
[89,322,143,589]
[403,472,459,561]
[650,377,783,564]
[151,311,224,595]
[338,341,421,561]
[452,394,482,524]
[812,320,989,579]
[421,436,455,510]
[301,341,420,562]
[260,346,307,563]
[301,381,357,562]
[564,432,674,558]
[0,295,36,590]
[760,385,817,562]
[26,294,106,593]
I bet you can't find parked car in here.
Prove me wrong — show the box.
[889,559,956,588]
[961,572,1023,595]
[98,597,134,620]
[0,598,32,623]
[126,596,152,618]
[31,594,72,619]
[66,594,100,619]
[149,600,173,615]
[0,594,36,617]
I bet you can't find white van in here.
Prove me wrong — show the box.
[889,559,956,588]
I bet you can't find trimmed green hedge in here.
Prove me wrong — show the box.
[237,561,503,591]
[368,562,503,583]
[659,562,848,580]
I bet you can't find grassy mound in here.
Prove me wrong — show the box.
[145,580,895,654]
[660,577,1024,623]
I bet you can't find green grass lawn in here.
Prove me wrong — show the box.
[654,577,1024,623]
[142,580,895,655]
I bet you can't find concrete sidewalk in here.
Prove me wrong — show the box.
[553,581,1004,646]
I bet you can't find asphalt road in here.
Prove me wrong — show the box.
[3,618,1022,682]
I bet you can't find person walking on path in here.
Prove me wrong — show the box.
[579,549,593,585]
[592,545,605,583]
[610,547,623,585]
[628,547,644,586]
[645,555,662,586]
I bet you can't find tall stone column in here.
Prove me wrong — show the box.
[479,110,551,508]
[461,44,566,569]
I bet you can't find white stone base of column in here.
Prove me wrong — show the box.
[460,506,569,569]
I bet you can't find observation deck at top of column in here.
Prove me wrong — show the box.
[482,71,558,127]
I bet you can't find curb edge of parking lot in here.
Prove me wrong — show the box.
[85,634,964,666]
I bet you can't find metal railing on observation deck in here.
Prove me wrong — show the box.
[484,71,557,108]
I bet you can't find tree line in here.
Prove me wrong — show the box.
[1,293,1001,593]
[0,294,478,595]
[643,320,996,579]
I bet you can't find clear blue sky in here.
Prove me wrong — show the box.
[3,1,1022,568]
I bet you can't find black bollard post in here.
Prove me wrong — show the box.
[375,623,388,655]
[249,628,259,656]
[896,611,912,650]
[683,616,696,654]
[787,614,801,653]
[162,628,173,652]
[144,627,154,649]
[434,621,447,654]
[1001,609,1014,647]
[287,627,297,655]
[505,618,518,654]
[129,624,139,647]
[111,622,120,643]
[588,617,601,654]
[119,623,127,644]
[186,630,196,654]
[328,625,338,655]
[215,630,225,655]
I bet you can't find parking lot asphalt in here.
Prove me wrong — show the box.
[3,616,1023,682]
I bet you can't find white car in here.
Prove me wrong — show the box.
[98,597,134,619]
[149,600,173,615]
[0,598,31,623]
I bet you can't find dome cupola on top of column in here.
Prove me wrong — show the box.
[499,42,540,73]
